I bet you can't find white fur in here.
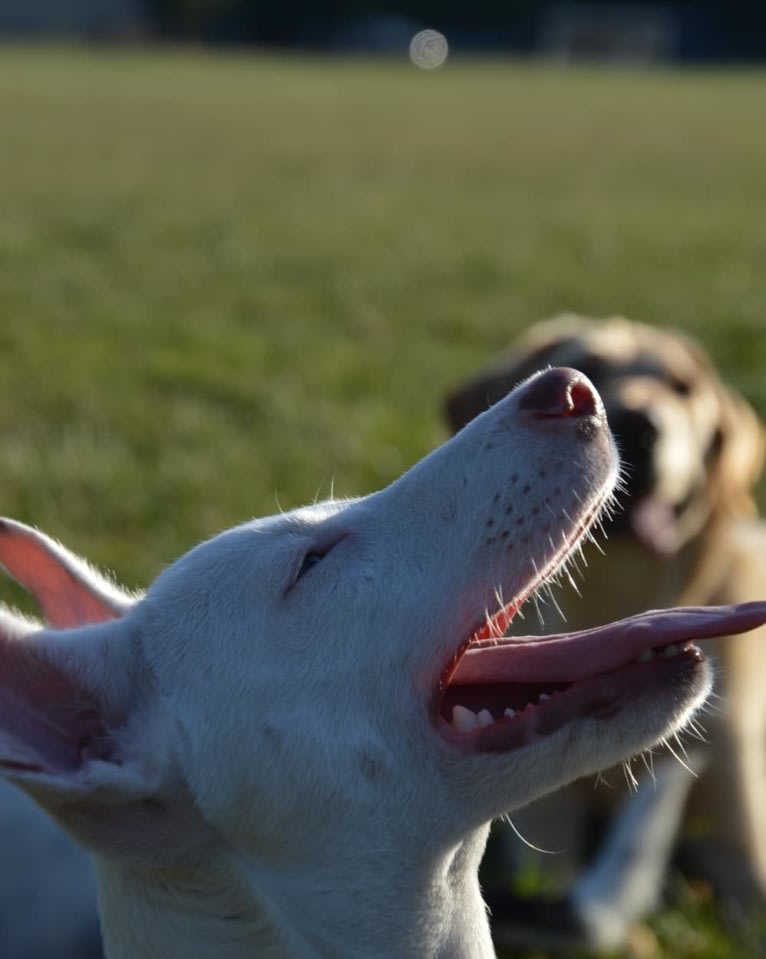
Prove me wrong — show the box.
[0,369,715,959]
[0,781,101,958]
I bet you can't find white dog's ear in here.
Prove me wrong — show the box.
[0,518,141,795]
[0,607,205,863]
[0,517,138,627]
[0,522,199,862]
[0,608,150,798]
[0,519,142,792]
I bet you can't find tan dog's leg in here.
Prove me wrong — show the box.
[685,627,766,908]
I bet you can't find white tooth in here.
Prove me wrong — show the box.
[661,643,680,658]
[452,705,480,732]
[477,709,495,728]
[504,708,516,719]
[636,649,652,663]
[538,693,551,702]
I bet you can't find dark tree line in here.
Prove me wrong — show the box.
[140,0,766,60]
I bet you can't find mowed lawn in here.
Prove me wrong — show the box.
[0,47,765,957]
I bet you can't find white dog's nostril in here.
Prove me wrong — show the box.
[518,367,602,420]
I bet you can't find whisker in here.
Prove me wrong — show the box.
[661,738,698,778]
[503,816,564,856]
[622,759,639,791]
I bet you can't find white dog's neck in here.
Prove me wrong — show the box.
[95,828,495,959]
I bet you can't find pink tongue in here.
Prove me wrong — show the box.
[631,497,679,556]
[450,602,766,686]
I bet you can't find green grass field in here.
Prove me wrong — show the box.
[0,47,765,957]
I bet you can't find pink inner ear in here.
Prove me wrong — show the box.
[0,522,120,628]
[0,639,109,776]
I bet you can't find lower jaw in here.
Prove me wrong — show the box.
[437,651,708,754]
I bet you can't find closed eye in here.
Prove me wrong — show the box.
[290,532,347,589]
[296,551,326,580]
[294,535,346,583]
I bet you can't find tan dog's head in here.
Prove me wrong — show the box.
[445,316,765,557]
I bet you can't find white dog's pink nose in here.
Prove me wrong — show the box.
[517,367,602,419]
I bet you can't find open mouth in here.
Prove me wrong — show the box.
[434,594,766,753]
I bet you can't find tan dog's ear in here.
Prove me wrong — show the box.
[712,384,766,519]
[443,342,554,433]
[443,315,593,433]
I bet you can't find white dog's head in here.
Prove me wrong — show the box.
[0,368,761,895]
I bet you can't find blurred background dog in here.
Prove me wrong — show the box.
[445,315,766,951]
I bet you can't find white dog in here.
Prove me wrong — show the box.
[1,367,765,959]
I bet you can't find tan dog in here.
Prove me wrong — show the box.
[445,316,766,948]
